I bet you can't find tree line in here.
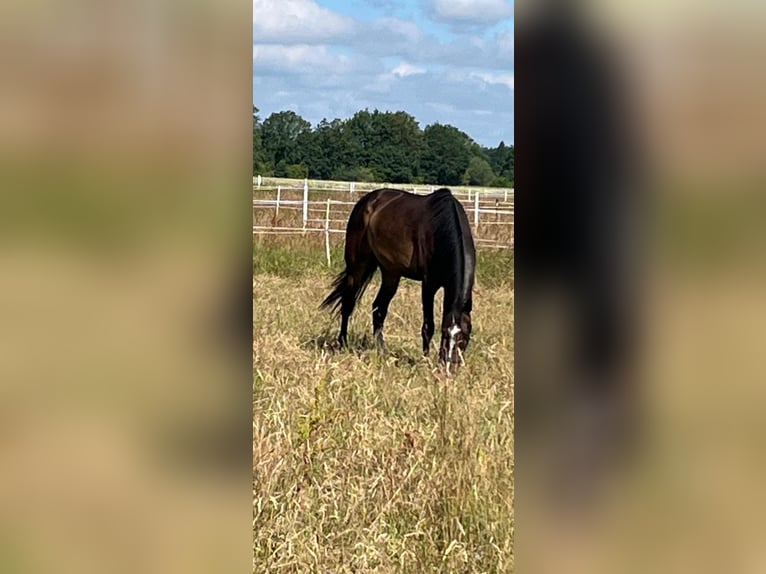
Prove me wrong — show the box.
[253,106,513,187]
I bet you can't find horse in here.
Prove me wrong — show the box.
[320,187,476,369]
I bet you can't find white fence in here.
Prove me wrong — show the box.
[253,178,513,266]
[254,175,514,202]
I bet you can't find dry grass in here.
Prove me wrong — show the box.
[253,239,514,572]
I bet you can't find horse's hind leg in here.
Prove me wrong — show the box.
[338,299,351,348]
[338,260,377,348]
[372,272,400,353]
[338,278,358,349]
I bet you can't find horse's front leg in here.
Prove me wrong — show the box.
[421,282,436,355]
[372,272,400,354]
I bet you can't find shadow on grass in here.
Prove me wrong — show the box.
[299,328,371,353]
[300,328,424,367]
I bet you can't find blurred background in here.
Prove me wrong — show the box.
[0,0,252,572]
[515,0,766,573]
[2,0,766,571]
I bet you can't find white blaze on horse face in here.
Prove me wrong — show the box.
[447,323,461,365]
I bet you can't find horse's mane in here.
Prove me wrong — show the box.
[427,188,472,311]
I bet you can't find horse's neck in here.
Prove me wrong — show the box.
[432,195,471,315]
[443,281,465,316]
[439,256,467,316]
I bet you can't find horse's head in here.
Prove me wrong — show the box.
[439,312,472,371]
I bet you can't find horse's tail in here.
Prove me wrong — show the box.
[320,192,378,315]
[319,264,376,316]
[319,270,348,314]
[320,268,375,314]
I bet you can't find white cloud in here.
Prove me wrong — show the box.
[391,62,426,77]
[428,0,513,25]
[372,18,424,43]
[496,29,514,54]
[253,0,353,43]
[256,67,514,145]
[253,44,353,74]
[252,3,514,145]
[367,62,427,94]
[470,71,514,91]
[426,102,457,114]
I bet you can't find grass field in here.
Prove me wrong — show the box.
[253,236,514,572]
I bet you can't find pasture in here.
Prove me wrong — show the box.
[253,180,514,573]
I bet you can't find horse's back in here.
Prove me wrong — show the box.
[359,189,426,276]
[342,189,413,270]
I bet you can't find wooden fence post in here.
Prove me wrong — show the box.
[275,186,281,221]
[325,198,331,267]
[474,191,480,227]
[302,179,309,230]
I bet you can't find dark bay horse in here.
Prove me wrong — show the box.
[320,187,476,368]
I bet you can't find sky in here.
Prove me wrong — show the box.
[253,0,514,148]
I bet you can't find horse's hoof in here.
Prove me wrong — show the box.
[374,331,387,354]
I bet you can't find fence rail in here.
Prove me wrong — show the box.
[254,178,513,266]
[254,175,513,199]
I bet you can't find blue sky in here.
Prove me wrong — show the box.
[253,0,513,147]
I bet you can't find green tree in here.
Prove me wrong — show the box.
[261,110,312,168]
[487,140,514,184]
[421,124,474,185]
[252,105,272,175]
[336,166,377,182]
[308,118,355,180]
[344,109,373,169]
[255,104,513,186]
[285,163,309,178]
[376,111,424,183]
[344,110,424,183]
[463,157,496,186]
